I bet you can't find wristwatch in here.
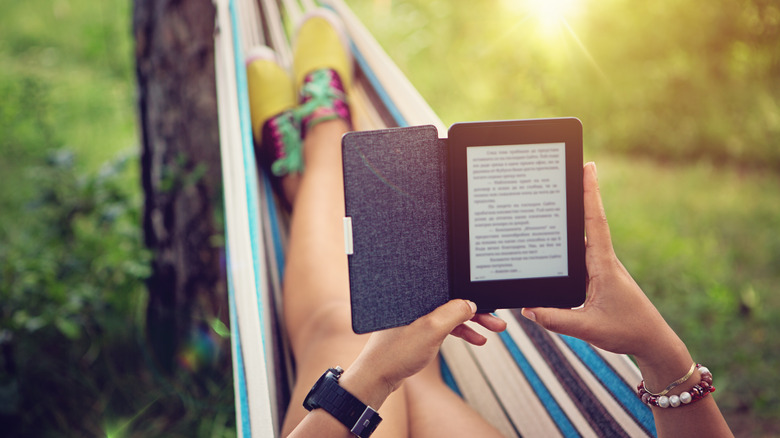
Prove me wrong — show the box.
[303,366,382,437]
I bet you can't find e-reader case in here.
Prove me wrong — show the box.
[343,125,450,334]
[343,120,584,334]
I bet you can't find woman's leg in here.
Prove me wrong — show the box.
[404,357,506,437]
[279,118,409,437]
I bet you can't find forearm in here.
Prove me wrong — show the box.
[287,410,357,438]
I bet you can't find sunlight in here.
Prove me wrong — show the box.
[531,0,581,30]
[497,0,611,86]
[503,0,583,35]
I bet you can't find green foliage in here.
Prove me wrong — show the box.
[0,0,235,435]
[0,0,137,178]
[0,149,235,436]
[1,149,150,341]
[0,148,149,433]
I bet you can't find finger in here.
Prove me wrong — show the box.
[471,312,507,333]
[583,162,614,260]
[450,323,487,346]
[521,307,585,339]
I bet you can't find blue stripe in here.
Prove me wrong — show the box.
[228,0,268,353]
[261,171,286,279]
[561,336,657,436]
[227,0,273,436]
[499,331,580,437]
[227,251,252,437]
[224,1,254,435]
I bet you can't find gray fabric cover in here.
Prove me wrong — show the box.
[343,125,451,333]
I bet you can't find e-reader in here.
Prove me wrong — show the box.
[342,118,586,333]
[448,118,586,310]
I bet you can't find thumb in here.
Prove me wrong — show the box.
[521,306,585,338]
[423,299,477,335]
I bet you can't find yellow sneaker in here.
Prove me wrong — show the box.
[245,46,303,177]
[292,9,353,135]
[292,9,352,92]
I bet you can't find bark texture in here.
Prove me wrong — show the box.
[133,0,226,372]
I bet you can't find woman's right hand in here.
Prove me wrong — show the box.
[521,162,733,438]
[520,162,691,383]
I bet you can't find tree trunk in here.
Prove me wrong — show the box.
[133,0,226,373]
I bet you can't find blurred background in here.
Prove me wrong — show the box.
[1,0,778,436]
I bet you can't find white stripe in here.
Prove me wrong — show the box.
[259,0,293,68]
[441,337,519,438]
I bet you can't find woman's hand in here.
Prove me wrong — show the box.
[521,163,684,362]
[341,300,506,409]
[520,162,691,387]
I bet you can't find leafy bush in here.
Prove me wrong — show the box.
[1,149,236,436]
[0,149,151,433]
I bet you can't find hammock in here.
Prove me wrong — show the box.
[213,0,657,436]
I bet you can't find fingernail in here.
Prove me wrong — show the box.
[521,309,536,322]
[467,300,477,313]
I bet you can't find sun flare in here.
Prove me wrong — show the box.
[503,0,583,34]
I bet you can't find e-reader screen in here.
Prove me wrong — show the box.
[449,118,586,310]
[466,142,568,281]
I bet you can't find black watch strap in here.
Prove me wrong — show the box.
[303,367,382,437]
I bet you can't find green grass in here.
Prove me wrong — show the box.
[0,0,137,219]
[597,157,780,418]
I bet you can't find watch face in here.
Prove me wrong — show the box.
[303,373,328,411]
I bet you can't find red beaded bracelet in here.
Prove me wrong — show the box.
[637,364,715,408]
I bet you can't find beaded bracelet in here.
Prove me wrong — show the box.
[637,364,715,408]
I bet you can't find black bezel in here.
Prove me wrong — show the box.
[303,369,336,411]
[448,118,586,310]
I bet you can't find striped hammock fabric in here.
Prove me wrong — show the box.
[213,0,657,436]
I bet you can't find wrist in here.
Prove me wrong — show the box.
[339,360,396,411]
[634,335,693,393]
[302,367,384,438]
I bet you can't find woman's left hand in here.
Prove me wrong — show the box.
[342,300,506,408]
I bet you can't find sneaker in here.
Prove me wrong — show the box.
[246,45,303,177]
[292,9,353,136]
